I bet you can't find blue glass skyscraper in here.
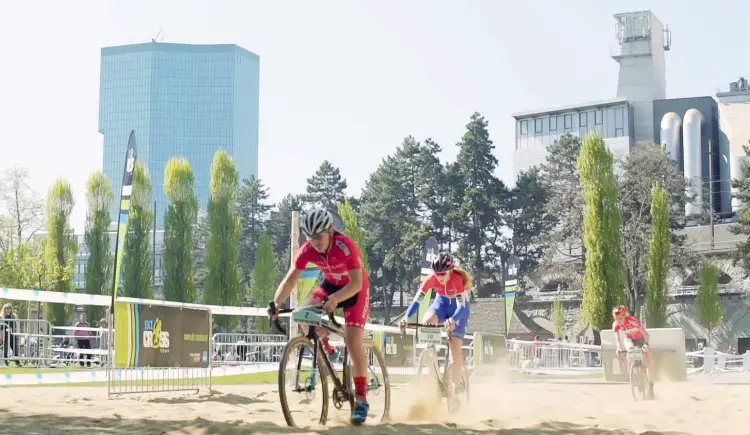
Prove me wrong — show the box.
[99,42,259,227]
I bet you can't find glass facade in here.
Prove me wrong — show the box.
[99,42,260,227]
[515,102,632,150]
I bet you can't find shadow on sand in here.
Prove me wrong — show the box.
[0,412,690,435]
[147,391,272,405]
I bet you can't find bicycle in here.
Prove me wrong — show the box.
[269,301,391,427]
[404,322,471,412]
[620,344,653,401]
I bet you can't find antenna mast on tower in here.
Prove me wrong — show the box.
[151,29,164,43]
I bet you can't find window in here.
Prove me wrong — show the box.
[550,116,558,132]
[520,120,529,135]
[579,112,588,127]
[564,114,573,129]
[614,106,624,136]
[534,118,543,134]
[595,110,603,125]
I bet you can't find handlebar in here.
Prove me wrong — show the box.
[403,322,446,328]
[268,300,341,335]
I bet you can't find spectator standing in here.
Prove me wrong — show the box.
[74,312,92,367]
[0,303,20,366]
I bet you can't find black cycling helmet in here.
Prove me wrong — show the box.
[431,252,454,273]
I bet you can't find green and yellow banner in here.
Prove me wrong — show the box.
[114,302,210,368]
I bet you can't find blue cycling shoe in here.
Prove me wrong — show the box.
[351,400,369,425]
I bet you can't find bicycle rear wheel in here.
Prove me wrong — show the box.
[335,339,391,424]
[278,335,330,427]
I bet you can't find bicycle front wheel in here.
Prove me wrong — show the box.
[364,339,391,423]
[629,362,646,401]
[278,335,330,427]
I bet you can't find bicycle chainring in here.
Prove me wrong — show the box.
[332,388,348,409]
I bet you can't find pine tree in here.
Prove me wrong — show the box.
[730,142,750,273]
[237,175,272,283]
[454,113,508,289]
[506,167,558,277]
[303,160,348,210]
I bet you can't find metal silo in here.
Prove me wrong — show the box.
[659,112,682,162]
[683,108,703,216]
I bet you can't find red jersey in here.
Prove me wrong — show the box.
[294,233,369,287]
[419,273,467,299]
[613,315,645,340]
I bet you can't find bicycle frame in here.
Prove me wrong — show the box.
[272,304,354,404]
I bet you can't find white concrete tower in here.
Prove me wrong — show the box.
[611,11,671,145]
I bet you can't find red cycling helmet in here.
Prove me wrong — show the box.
[612,305,628,318]
[431,252,454,273]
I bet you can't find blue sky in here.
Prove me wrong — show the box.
[2,1,749,232]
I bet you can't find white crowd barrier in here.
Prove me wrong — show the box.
[686,347,750,375]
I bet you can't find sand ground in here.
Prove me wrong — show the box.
[0,373,746,435]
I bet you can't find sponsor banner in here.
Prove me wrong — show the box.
[382,331,414,367]
[504,255,520,334]
[421,236,439,275]
[476,333,507,365]
[115,302,210,368]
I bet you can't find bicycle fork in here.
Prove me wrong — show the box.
[293,338,320,394]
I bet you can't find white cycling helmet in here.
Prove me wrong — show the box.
[301,208,333,238]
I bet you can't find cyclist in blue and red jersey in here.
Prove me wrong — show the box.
[612,305,654,396]
[400,252,472,389]
[269,208,371,425]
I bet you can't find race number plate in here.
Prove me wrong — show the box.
[628,347,644,360]
[418,327,443,345]
[292,307,323,326]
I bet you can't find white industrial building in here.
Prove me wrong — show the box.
[512,10,748,219]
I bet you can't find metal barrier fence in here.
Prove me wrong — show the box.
[0,319,110,368]
[0,319,52,366]
[107,367,212,395]
[506,339,602,376]
[212,333,287,365]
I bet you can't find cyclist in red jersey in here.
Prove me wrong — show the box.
[612,305,654,395]
[270,208,371,425]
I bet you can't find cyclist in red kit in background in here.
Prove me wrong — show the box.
[612,305,654,396]
[269,208,371,425]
